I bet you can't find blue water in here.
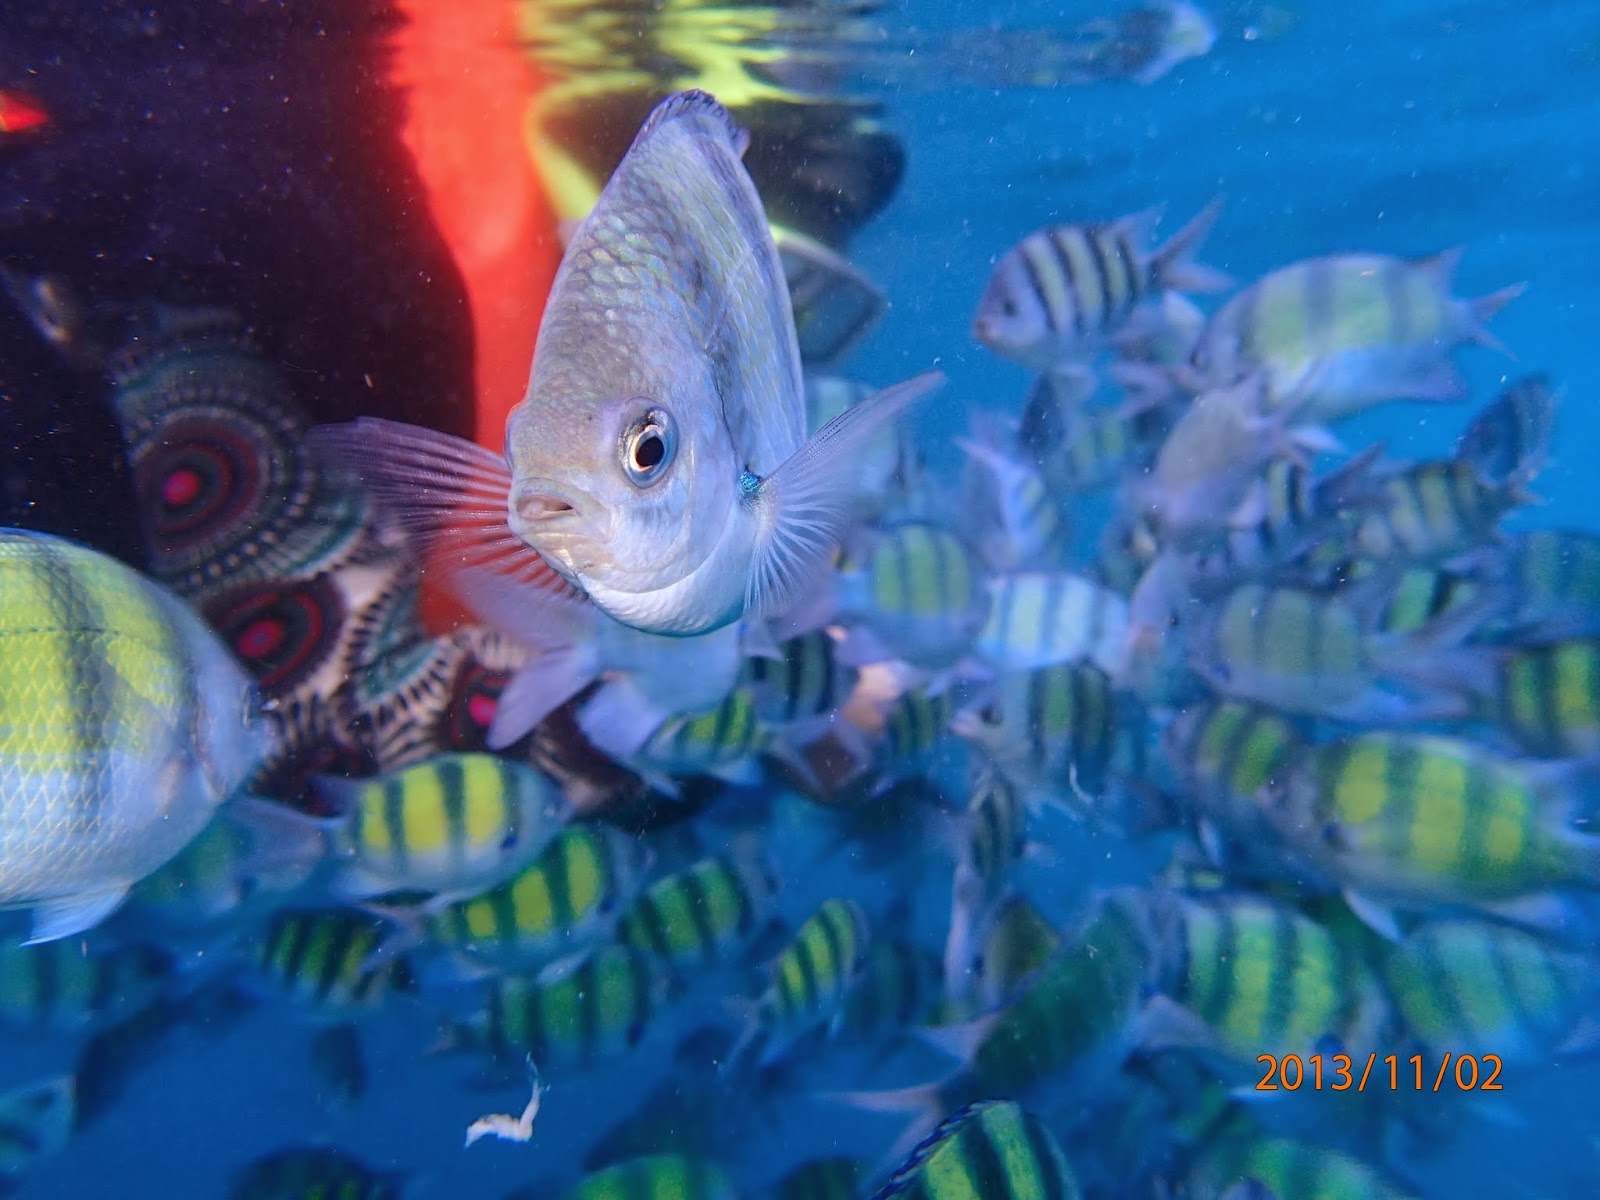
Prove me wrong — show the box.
[5,1,1600,1196]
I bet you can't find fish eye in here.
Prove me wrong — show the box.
[979,703,1002,726]
[621,408,676,487]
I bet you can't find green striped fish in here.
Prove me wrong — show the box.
[1350,458,1519,565]
[415,824,650,973]
[1385,918,1600,1065]
[254,909,412,1018]
[774,1157,865,1200]
[741,630,858,732]
[1162,699,1308,867]
[941,769,1031,1009]
[231,1146,405,1200]
[1503,528,1600,638]
[746,897,870,1067]
[870,1100,1080,1200]
[1486,637,1600,758]
[626,688,771,792]
[474,944,674,1070]
[561,1155,739,1200]
[0,529,272,944]
[0,938,171,1035]
[314,753,570,901]
[973,200,1226,370]
[1269,731,1600,908]
[839,938,943,1041]
[835,522,989,671]
[1146,892,1389,1069]
[1191,582,1467,724]
[617,848,780,972]
[1190,249,1521,423]
[973,571,1129,677]
[952,662,1121,799]
[1030,402,1173,495]
[952,893,1062,1020]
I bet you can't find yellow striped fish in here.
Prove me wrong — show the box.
[1485,637,1600,758]
[253,909,412,1019]
[617,848,780,972]
[872,1099,1081,1200]
[473,944,675,1072]
[414,824,651,973]
[974,571,1129,678]
[743,897,870,1068]
[315,753,570,901]
[834,521,990,671]
[974,200,1226,371]
[1267,731,1600,910]
[0,529,272,944]
[559,1154,738,1200]
[1385,918,1600,1065]
[0,939,171,1035]
[1190,249,1522,423]
[1144,892,1389,1070]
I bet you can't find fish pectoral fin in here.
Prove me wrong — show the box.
[746,371,944,623]
[26,886,130,945]
[576,678,668,762]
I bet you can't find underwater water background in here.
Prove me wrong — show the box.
[4,0,1600,1196]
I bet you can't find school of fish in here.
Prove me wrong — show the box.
[2,81,1596,1200]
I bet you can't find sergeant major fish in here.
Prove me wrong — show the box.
[0,529,272,944]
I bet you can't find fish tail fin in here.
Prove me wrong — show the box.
[1466,282,1526,354]
[1149,197,1231,294]
[747,370,943,621]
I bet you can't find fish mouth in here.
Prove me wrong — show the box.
[509,480,601,542]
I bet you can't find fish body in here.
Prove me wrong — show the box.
[954,662,1122,800]
[1034,402,1174,494]
[1189,250,1521,422]
[973,571,1129,677]
[1384,918,1600,1064]
[314,753,570,901]
[562,1155,740,1200]
[870,1100,1081,1200]
[1188,582,1465,724]
[1503,528,1600,638]
[617,849,781,972]
[476,944,674,1070]
[835,522,990,671]
[420,824,651,973]
[1145,892,1390,1069]
[1266,731,1600,907]
[957,439,1067,572]
[253,910,412,1019]
[504,90,934,635]
[1485,637,1600,758]
[839,939,943,1041]
[973,200,1226,369]
[1162,699,1307,868]
[1349,457,1520,565]
[747,897,870,1066]
[1454,372,1559,491]
[0,529,272,944]
[0,939,172,1035]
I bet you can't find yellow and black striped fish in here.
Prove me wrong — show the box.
[474,944,674,1071]
[559,1154,739,1200]
[836,521,989,671]
[973,200,1226,371]
[748,897,870,1067]
[0,939,172,1035]
[253,909,413,1018]
[1485,636,1600,758]
[871,1099,1081,1200]
[617,849,780,973]
[1384,917,1600,1065]
[315,753,570,901]
[418,823,651,972]
[0,529,272,944]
